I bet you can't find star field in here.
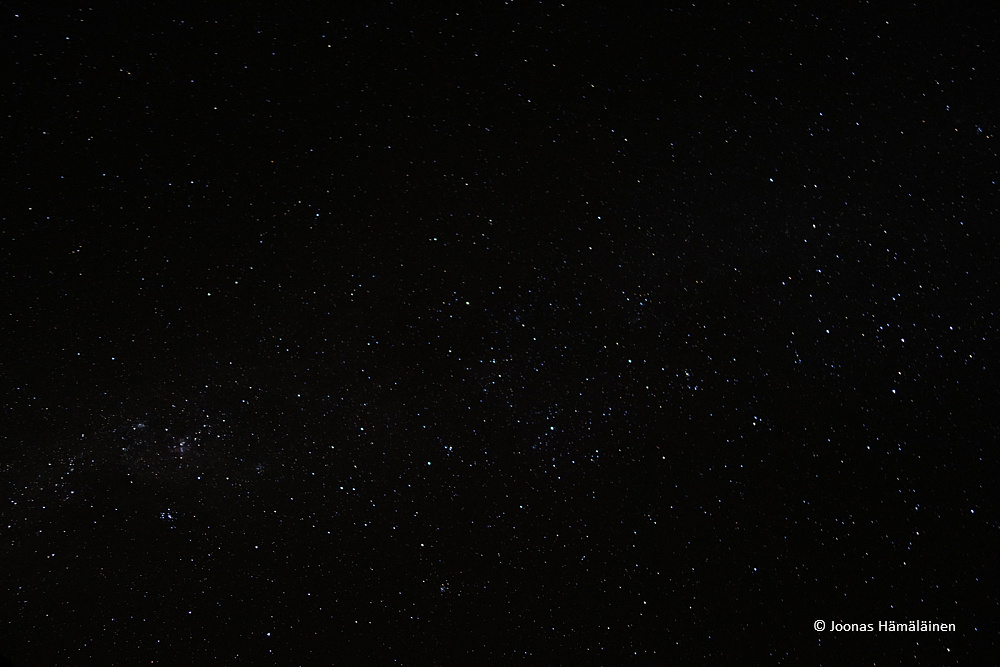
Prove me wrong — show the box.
[3,2,999,664]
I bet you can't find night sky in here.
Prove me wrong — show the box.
[3,2,999,664]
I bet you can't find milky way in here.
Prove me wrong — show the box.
[4,3,998,664]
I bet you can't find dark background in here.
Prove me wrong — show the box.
[3,1,998,664]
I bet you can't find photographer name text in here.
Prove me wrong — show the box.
[813,619,955,632]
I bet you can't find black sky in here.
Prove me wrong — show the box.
[3,2,999,664]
